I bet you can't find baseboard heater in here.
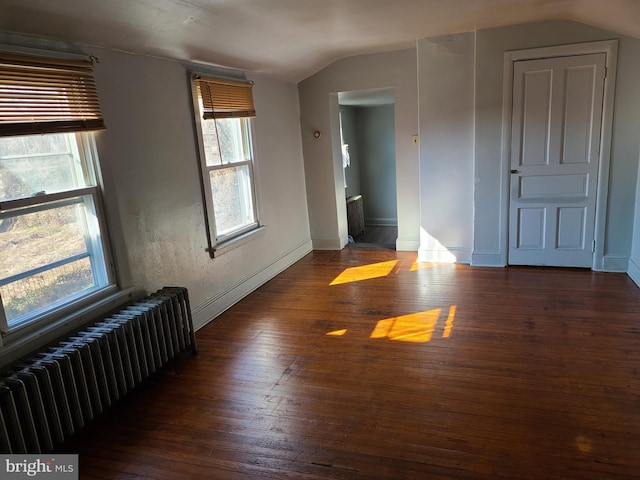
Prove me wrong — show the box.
[0,286,197,454]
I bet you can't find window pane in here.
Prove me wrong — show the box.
[0,133,86,202]
[209,165,255,237]
[216,118,251,164]
[0,257,94,323]
[201,117,222,167]
[0,194,107,326]
[201,118,251,167]
[0,200,90,279]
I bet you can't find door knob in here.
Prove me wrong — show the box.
[510,169,520,174]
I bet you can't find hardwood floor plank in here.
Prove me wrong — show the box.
[65,249,640,478]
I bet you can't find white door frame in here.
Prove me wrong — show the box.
[499,40,618,270]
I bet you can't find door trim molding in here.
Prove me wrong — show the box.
[499,40,618,270]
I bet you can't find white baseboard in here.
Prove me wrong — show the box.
[312,237,344,250]
[192,240,313,331]
[366,217,397,226]
[602,255,628,273]
[627,258,640,287]
[396,238,419,251]
[418,246,471,264]
[471,251,505,267]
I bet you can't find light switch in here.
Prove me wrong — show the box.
[411,135,419,146]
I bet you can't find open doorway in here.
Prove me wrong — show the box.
[338,88,397,249]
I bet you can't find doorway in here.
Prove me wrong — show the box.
[338,88,397,249]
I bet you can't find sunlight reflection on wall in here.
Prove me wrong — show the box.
[418,228,457,263]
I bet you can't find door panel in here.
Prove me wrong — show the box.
[521,70,552,167]
[509,53,605,267]
[519,174,588,198]
[517,208,545,249]
[563,66,599,164]
[557,207,586,249]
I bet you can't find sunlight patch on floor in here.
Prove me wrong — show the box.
[326,329,347,336]
[330,260,398,285]
[370,309,441,342]
[410,261,454,271]
[325,306,457,343]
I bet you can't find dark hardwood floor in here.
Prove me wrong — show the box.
[67,249,640,479]
[352,225,397,249]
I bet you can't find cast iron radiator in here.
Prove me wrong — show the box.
[0,286,197,453]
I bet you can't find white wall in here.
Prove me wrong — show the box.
[629,122,640,283]
[91,47,311,330]
[417,33,476,263]
[630,163,640,284]
[298,49,420,251]
[414,21,640,270]
[473,20,640,270]
[301,21,640,272]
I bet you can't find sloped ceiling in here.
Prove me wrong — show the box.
[1,0,640,82]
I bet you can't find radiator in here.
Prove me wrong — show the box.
[0,286,197,454]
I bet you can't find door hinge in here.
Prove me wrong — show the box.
[604,66,607,79]
[592,240,596,252]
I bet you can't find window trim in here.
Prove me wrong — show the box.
[189,71,261,257]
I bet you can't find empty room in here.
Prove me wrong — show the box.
[1,1,640,478]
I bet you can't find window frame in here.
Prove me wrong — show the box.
[0,130,116,335]
[189,72,261,256]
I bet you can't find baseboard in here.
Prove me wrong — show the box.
[471,251,505,267]
[602,255,628,273]
[366,218,397,227]
[627,258,640,287]
[418,246,471,264]
[396,238,419,251]
[312,237,344,250]
[191,240,313,331]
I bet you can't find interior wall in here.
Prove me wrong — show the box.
[90,46,312,329]
[473,20,640,270]
[356,105,397,225]
[417,32,476,263]
[415,20,640,269]
[298,48,420,251]
[630,162,640,284]
[341,106,361,198]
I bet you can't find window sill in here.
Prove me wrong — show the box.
[210,226,266,258]
[0,286,136,368]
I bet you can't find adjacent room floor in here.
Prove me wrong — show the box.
[67,248,640,479]
[351,225,397,249]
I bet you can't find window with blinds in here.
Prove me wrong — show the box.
[190,73,260,254]
[0,51,114,335]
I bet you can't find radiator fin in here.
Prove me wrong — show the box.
[0,286,196,453]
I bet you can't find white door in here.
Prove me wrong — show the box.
[508,53,606,267]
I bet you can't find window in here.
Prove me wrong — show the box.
[0,52,113,334]
[190,75,259,253]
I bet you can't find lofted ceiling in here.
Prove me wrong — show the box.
[1,0,640,82]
